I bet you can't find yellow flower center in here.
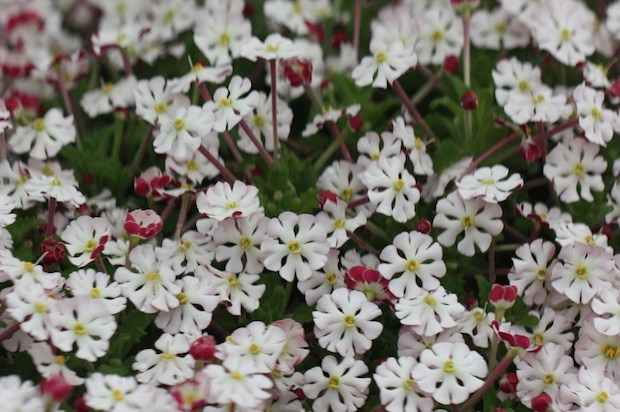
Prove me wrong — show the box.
[160,352,175,360]
[112,388,124,401]
[24,262,34,272]
[561,28,571,41]
[253,115,265,127]
[371,153,380,160]
[179,240,192,252]
[462,216,475,228]
[163,9,175,24]
[473,310,484,322]
[344,314,355,327]
[34,302,48,314]
[116,32,127,43]
[584,235,595,245]
[495,22,507,33]
[73,322,87,335]
[90,288,101,298]
[575,265,588,279]
[146,272,160,281]
[328,375,340,389]
[534,332,544,346]
[239,236,253,250]
[52,178,62,186]
[227,274,239,287]
[218,32,230,46]
[54,355,65,365]
[103,83,114,95]
[518,79,530,92]
[536,267,546,281]
[187,159,197,171]
[249,343,261,355]
[598,391,609,403]
[424,295,436,306]
[154,102,168,114]
[392,179,405,192]
[443,360,455,373]
[293,1,302,13]
[333,218,345,229]
[414,137,424,149]
[42,166,54,176]
[406,259,419,272]
[403,379,414,391]
[84,239,97,252]
[224,201,238,210]
[602,343,620,359]
[375,52,386,63]
[543,373,555,384]
[219,98,232,107]
[176,292,189,305]
[431,29,443,42]
[591,107,603,120]
[326,272,337,285]
[266,43,280,53]
[174,118,184,131]
[532,94,545,104]
[340,188,353,201]
[191,62,203,73]
[230,372,243,380]
[288,241,302,254]
[481,178,495,185]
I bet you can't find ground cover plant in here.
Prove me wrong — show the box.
[1,0,620,411]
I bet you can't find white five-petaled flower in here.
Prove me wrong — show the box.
[193,6,251,65]
[415,6,463,65]
[317,197,367,248]
[492,57,543,107]
[509,239,557,306]
[84,373,143,412]
[80,76,137,117]
[133,333,195,386]
[154,105,215,161]
[413,341,488,405]
[352,40,417,89]
[304,355,371,412]
[61,216,111,268]
[592,289,620,336]
[134,76,182,125]
[240,33,300,61]
[198,265,265,316]
[313,288,383,357]
[573,82,620,146]
[395,286,465,336]
[210,76,260,132]
[6,278,54,341]
[261,211,330,282]
[361,154,420,223]
[238,91,293,153]
[378,230,446,298]
[65,268,127,315]
[433,191,503,256]
[8,108,75,160]
[213,213,268,274]
[49,296,117,362]
[373,356,434,412]
[196,180,262,221]
[543,137,607,203]
[456,165,523,203]
[503,85,572,125]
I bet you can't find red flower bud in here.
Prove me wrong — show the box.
[608,79,620,99]
[243,2,254,17]
[41,375,73,402]
[519,137,542,163]
[531,393,553,412]
[282,58,313,87]
[134,167,170,198]
[317,190,338,209]
[189,335,216,362]
[489,284,518,310]
[345,266,394,303]
[464,297,478,309]
[499,373,518,394]
[461,90,478,110]
[124,209,163,239]
[40,237,65,265]
[171,378,209,411]
[74,397,90,412]
[305,20,325,43]
[331,30,347,50]
[415,219,432,234]
[443,55,460,75]
[348,114,363,132]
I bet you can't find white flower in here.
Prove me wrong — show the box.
[84,373,143,412]
[573,82,620,146]
[166,137,221,183]
[204,356,273,409]
[456,165,523,203]
[544,137,607,203]
[25,166,86,207]
[210,76,259,132]
[391,117,433,175]
[6,278,54,341]
[193,7,251,65]
[470,8,529,50]
[313,289,383,356]
[135,76,182,125]
[114,244,181,313]
[8,109,74,160]
[395,286,464,337]
[0,376,45,412]
[509,239,556,306]
[516,343,576,409]
[264,0,331,36]
[28,342,84,385]
[169,61,232,94]
[240,33,300,61]
[49,296,116,362]
[492,57,543,107]
[80,76,136,117]
[433,191,503,256]
[566,367,620,411]
[378,230,446,298]
[317,197,367,248]
[297,249,345,306]
[304,355,371,412]
[198,265,265,316]
[422,157,472,201]
[261,212,330,282]
[219,320,287,373]
[503,85,572,124]
[362,154,420,223]
[458,308,496,349]
[352,40,417,88]
[575,324,620,381]
[133,333,194,386]
[197,180,261,221]
[154,275,219,336]
[238,92,293,153]
[0,253,62,290]
[374,357,434,412]
[413,341,488,405]
[65,268,127,315]
[272,318,310,374]
[551,243,615,305]
[415,6,463,65]
[514,307,575,351]
[303,104,360,137]
[60,216,110,267]
[157,230,214,275]
[357,130,402,166]
[154,105,214,161]
[583,61,611,89]
[317,160,368,207]
[592,289,620,336]
[213,213,268,274]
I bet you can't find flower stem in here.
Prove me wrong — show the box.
[111,114,125,159]
[349,232,379,255]
[347,194,370,209]
[0,321,22,344]
[124,236,140,268]
[314,125,350,170]
[0,133,6,162]
[462,12,473,142]
[95,255,108,275]
[462,131,521,176]
[57,63,81,149]
[131,124,154,171]
[391,79,437,142]
[46,197,57,238]
[411,69,444,106]
[269,59,279,161]
[353,0,362,61]
[174,193,191,241]
[120,47,133,76]
[198,145,236,184]
[239,119,274,165]
[488,240,495,284]
[461,351,516,411]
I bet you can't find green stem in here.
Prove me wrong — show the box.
[131,124,154,171]
[313,126,350,170]
[111,114,125,159]
[411,69,444,106]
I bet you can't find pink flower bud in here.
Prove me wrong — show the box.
[40,237,65,265]
[41,375,73,402]
[489,284,518,310]
[282,58,313,87]
[171,378,209,412]
[443,55,459,75]
[531,393,553,412]
[345,266,394,303]
[317,190,338,209]
[73,397,89,412]
[124,209,163,239]
[519,137,542,163]
[189,335,217,362]
[464,297,478,309]
[134,166,170,198]
[460,90,478,110]
[348,114,363,132]
[415,219,432,234]
[499,373,518,394]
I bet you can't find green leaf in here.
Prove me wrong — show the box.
[103,308,154,361]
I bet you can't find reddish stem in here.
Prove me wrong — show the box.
[0,321,22,344]
[327,121,353,162]
[461,352,516,411]
[353,0,362,60]
[391,79,436,141]
[348,194,370,209]
[269,59,279,160]
[46,197,57,238]
[238,119,274,165]
[198,146,236,184]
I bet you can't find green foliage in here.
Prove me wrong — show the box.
[102,307,155,363]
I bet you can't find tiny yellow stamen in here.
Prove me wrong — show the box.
[249,343,261,355]
[602,343,620,359]
[239,236,253,250]
[218,32,230,46]
[598,391,609,403]
[34,302,47,314]
[146,272,160,281]
[543,374,555,384]
[473,310,484,322]
[414,138,424,149]
[176,292,189,305]
[406,259,419,272]
[51,178,62,187]
[179,240,192,252]
[326,272,337,285]
[340,188,353,201]
[288,241,302,254]
[191,62,203,73]
[392,179,405,192]
[333,219,346,229]
[229,372,243,380]
[154,102,168,114]
[403,379,414,391]
[518,79,530,92]
[561,28,571,41]
[73,322,87,335]
[591,107,603,120]
[24,262,34,272]
[112,388,124,401]
[481,178,495,185]
[534,332,544,346]
[328,375,340,389]
[219,98,232,107]
[536,267,546,281]
[344,314,355,327]
[375,52,386,63]
[84,239,97,253]
[575,265,588,279]
[187,159,197,171]
[103,83,114,95]
[532,94,545,104]
[495,22,507,34]
[462,216,475,228]
[431,30,443,42]
[174,118,184,131]
[227,274,239,287]
[266,43,280,53]
[160,352,175,360]
[443,360,455,373]
[253,115,265,127]
[424,295,436,306]
[90,288,101,299]
[54,355,65,365]
[224,201,238,210]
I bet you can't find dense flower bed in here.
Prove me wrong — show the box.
[1,0,620,411]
